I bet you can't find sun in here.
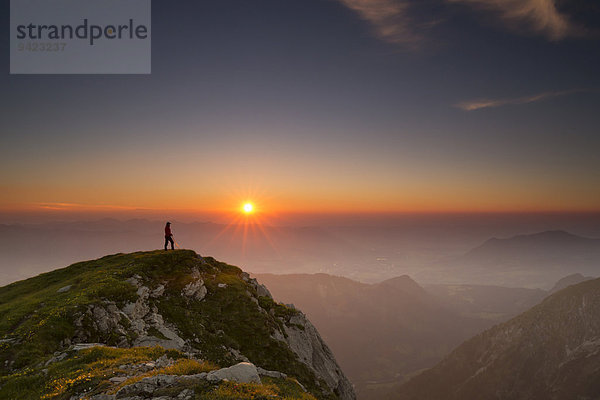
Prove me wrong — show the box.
[243,203,254,214]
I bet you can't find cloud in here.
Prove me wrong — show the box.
[446,0,576,40]
[455,89,585,111]
[336,0,423,46]
[35,202,142,211]
[336,0,579,47]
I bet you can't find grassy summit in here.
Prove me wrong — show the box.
[0,250,345,399]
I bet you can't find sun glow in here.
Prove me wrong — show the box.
[243,203,254,214]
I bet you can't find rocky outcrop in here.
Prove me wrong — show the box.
[243,272,273,299]
[73,278,188,351]
[181,268,207,300]
[281,312,356,400]
[112,362,263,399]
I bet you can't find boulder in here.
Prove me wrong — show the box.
[57,285,72,293]
[206,362,261,384]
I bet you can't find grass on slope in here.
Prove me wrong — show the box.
[0,250,200,371]
[0,345,314,400]
[0,250,332,399]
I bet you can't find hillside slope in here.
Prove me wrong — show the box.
[394,277,600,400]
[0,250,355,400]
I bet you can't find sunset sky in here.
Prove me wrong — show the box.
[1,0,600,217]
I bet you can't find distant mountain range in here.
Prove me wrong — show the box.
[429,230,600,288]
[257,270,597,399]
[255,272,560,399]
[393,277,600,400]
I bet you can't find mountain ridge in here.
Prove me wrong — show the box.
[0,250,355,400]
[393,276,600,400]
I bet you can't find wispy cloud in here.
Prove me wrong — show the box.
[336,0,579,48]
[336,0,423,46]
[35,202,144,211]
[448,0,577,40]
[455,89,586,111]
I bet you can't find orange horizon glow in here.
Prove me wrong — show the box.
[2,200,600,216]
[2,141,599,217]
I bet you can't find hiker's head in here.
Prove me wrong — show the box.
[166,222,171,227]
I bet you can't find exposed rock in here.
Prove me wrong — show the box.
[123,287,151,324]
[155,354,174,368]
[177,389,194,399]
[217,283,227,289]
[72,343,106,351]
[257,367,287,379]
[176,372,207,383]
[248,278,273,299]
[228,347,250,362]
[133,326,185,350]
[76,285,187,351]
[45,352,68,366]
[126,275,142,288]
[181,269,207,300]
[57,285,72,293]
[151,284,165,298]
[206,362,261,384]
[116,373,207,399]
[89,395,116,400]
[91,304,123,334]
[256,284,272,298]
[116,374,179,397]
[282,312,356,400]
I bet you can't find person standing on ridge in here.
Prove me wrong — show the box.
[164,222,175,250]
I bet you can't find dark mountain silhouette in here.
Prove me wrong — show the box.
[393,277,600,400]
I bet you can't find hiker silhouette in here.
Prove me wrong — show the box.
[164,222,174,250]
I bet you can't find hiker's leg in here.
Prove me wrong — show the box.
[169,237,174,250]
[164,236,168,250]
